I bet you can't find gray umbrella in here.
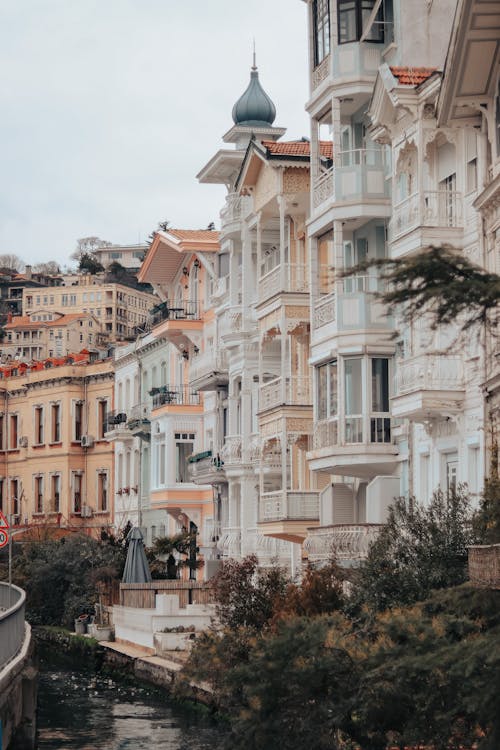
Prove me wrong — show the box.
[122,527,152,583]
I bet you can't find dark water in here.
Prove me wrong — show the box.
[36,664,227,750]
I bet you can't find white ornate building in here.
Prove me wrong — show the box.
[301,0,498,564]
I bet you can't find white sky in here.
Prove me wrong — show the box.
[0,1,310,268]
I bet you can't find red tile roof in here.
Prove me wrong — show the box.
[262,140,333,159]
[168,229,220,242]
[5,312,91,330]
[390,66,437,86]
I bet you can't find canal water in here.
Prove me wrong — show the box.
[36,662,227,750]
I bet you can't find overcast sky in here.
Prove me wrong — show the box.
[0,1,310,268]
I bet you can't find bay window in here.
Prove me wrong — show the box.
[338,0,390,44]
[313,0,331,66]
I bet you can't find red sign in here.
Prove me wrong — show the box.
[0,511,9,529]
[0,529,8,548]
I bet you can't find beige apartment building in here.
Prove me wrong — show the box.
[3,310,104,361]
[22,277,156,342]
[0,355,114,537]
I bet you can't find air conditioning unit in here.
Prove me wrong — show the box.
[81,505,93,518]
[81,435,94,448]
[18,436,28,448]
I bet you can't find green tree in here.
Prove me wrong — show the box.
[149,531,202,579]
[212,555,290,631]
[350,486,476,613]
[78,252,104,274]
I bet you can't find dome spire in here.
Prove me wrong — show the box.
[231,47,277,128]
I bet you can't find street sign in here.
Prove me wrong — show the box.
[0,511,9,529]
[0,529,8,548]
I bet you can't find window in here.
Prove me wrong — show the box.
[34,475,44,514]
[344,358,363,442]
[11,479,19,517]
[446,453,458,493]
[34,406,44,444]
[370,358,391,443]
[0,415,4,451]
[72,472,83,513]
[338,0,388,44]
[97,471,108,511]
[9,414,18,450]
[420,454,430,505]
[317,360,338,420]
[175,432,195,483]
[70,294,77,306]
[98,400,108,439]
[110,252,122,259]
[466,130,478,194]
[318,230,335,294]
[62,294,68,306]
[51,474,61,513]
[74,401,83,441]
[51,403,61,442]
[313,0,330,65]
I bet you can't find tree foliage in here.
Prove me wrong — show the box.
[212,555,290,631]
[0,254,25,272]
[33,260,61,275]
[71,236,111,262]
[9,533,127,627]
[350,487,477,613]
[346,246,500,332]
[78,252,104,274]
[473,475,500,544]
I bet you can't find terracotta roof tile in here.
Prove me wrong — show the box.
[168,229,220,242]
[5,312,92,329]
[262,140,333,159]
[390,66,437,86]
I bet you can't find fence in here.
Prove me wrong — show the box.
[468,544,500,589]
[119,580,214,609]
[0,582,26,668]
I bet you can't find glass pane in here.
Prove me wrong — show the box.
[317,364,327,420]
[338,0,357,43]
[344,358,362,414]
[328,361,338,416]
[371,358,389,412]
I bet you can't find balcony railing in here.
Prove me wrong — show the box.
[395,354,464,396]
[188,451,225,482]
[0,582,26,669]
[148,300,200,326]
[151,385,201,408]
[311,54,330,90]
[105,410,128,432]
[258,490,320,522]
[258,263,309,302]
[220,435,242,465]
[259,376,312,411]
[220,193,242,229]
[390,190,464,240]
[313,167,334,208]
[304,524,383,562]
[313,416,392,448]
[313,292,336,329]
[335,148,387,201]
[189,348,228,383]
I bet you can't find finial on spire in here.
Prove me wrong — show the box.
[252,38,257,70]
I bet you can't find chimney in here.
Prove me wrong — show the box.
[25,265,32,280]
[7,312,12,324]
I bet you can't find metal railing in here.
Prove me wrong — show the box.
[0,582,26,668]
[395,354,464,395]
[189,348,228,383]
[259,376,312,411]
[313,167,334,208]
[148,300,201,326]
[304,524,383,561]
[391,190,463,240]
[258,263,309,301]
[105,410,128,431]
[313,292,336,329]
[258,490,320,522]
[151,385,201,408]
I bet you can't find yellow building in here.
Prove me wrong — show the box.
[3,310,105,360]
[0,354,114,537]
[23,277,156,342]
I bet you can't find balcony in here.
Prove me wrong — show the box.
[220,435,242,467]
[148,300,201,326]
[258,263,309,305]
[312,276,391,337]
[311,54,331,92]
[104,410,131,441]
[257,490,320,543]
[334,149,389,213]
[151,385,201,409]
[189,348,228,392]
[313,291,336,330]
[390,190,464,255]
[220,193,242,236]
[188,450,226,485]
[308,416,397,479]
[392,354,465,421]
[259,376,312,412]
[312,167,334,210]
[211,275,229,305]
[304,524,383,564]
[126,402,150,439]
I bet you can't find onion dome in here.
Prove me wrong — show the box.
[232,58,276,128]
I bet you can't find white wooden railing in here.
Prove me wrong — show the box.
[258,490,320,522]
[259,376,312,411]
[304,524,383,561]
[395,354,464,395]
[391,190,463,240]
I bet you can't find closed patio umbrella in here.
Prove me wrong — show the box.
[122,527,152,583]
